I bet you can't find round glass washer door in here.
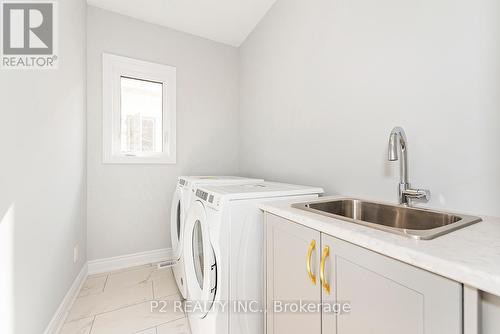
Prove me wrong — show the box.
[170,187,185,259]
[184,200,217,318]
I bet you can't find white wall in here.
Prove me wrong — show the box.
[0,0,87,333]
[239,0,500,216]
[86,7,240,261]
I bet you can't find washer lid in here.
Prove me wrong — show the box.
[184,201,217,318]
[196,181,324,202]
[178,175,263,188]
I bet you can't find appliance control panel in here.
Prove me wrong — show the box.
[195,189,221,209]
[195,189,209,201]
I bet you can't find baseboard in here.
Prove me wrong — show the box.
[44,263,88,334]
[88,248,174,275]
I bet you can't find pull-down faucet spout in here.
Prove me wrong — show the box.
[388,127,409,185]
[387,126,430,206]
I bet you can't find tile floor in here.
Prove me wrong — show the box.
[60,264,190,334]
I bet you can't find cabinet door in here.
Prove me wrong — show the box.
[265,213,322,334]
[321,234,463,334]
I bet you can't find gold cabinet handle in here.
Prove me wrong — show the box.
[320,246,331,295]
[306,239,317,285]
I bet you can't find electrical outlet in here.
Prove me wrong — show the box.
[73,244,79,264]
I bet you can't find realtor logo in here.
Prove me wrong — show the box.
[1,1,58,69]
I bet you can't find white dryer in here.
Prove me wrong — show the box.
[170,176,263,299]
[183,182,324,334]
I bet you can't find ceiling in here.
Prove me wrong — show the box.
[86,0,276,47]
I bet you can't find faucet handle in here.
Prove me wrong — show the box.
[403,188,431,202]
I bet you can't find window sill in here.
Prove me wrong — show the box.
[102,154,176,165]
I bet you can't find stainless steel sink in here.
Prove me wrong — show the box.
[292,198,482,240]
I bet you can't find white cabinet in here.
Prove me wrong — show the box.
[321,234,463,334]
[481,292,500,334]
[265,213,321,334]
[265,213,463,334]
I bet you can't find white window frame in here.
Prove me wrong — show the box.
[102,53,176,164]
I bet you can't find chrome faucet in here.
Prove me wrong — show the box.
[388,127,430,206]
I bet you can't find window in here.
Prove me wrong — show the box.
[103,54,176,164]
[120,77,163,154]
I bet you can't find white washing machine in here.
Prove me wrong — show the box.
[182,181,324,334]
[170,176,263,299]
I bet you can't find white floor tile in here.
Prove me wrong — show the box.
[79,276,107,297]
[105,266,155,291]
[111,264,153,274]
[87,272,107,279]
[66,263,186,334]
[156,318,191,334]
[90,297,184,334]
[89,264,153,279]
[67,281,153,322]
[135,327,157,334]
[151,269,179,299]
[59,317,94,334]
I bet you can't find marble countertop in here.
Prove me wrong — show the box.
[260,196,500,296]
